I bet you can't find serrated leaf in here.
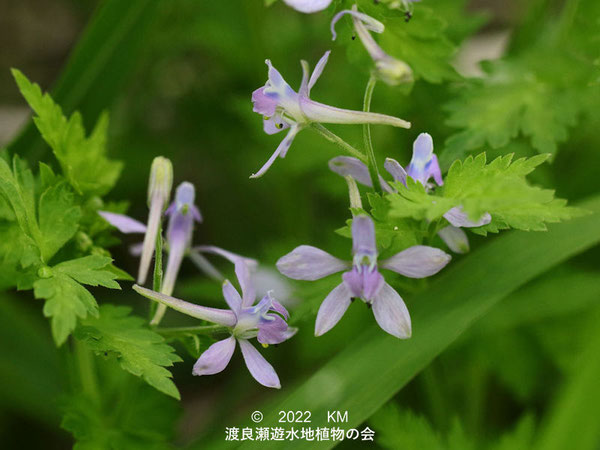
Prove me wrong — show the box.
[33,255,121,346]
[11,69,122,196]
[61,374,179,450]
[388,153,579,234]
[38,181,81,262]
[75,305,182,399]
[441,50,586,166]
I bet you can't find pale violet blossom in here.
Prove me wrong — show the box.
[283,0,332,13]
[277,215,450,338]
[328,133,492,253]
[331,5,413,85]
[251,51,411,178]
[99,181,249,323]
[133,253,295,389]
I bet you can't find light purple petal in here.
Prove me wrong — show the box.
[438,226,470,254]
[329,156,373,187]
[98,211,147,234]
[222,280,243,315]
[129,242,143,257]
[342,268,363,298]
[352,215,377,258]
[188,249,224,281]
[362,268,385,301]
[300,98,410,128]
[270,299,289,320]
[238,339,281,389]
[384,158,407,186]
[330,9,384,41]
[276,245,349,281]
[372,282,411,339]
[308,51,330,93]
[413,132,433,161]
[263,115,290,135]
[430,154,444,186]
[283,0,333,14]
[257,315,291,345]
[192,336,236,376]
[250,125,300,178]
[315,282,353,336]
[443,206,492,228]
[133,285,237,326]
[407,132,436,186]
[192,204,203,222]
[328,156,393,193]
[252,86,278,117]
[380,245,451,278]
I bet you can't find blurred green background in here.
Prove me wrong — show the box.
[1,0,599,448]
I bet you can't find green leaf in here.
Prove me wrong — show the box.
[33,255,121,346]
[388,153,580,234]
[348,1,459,84]
[38,181,82,261]
[441,49,586,166]
[61,372,179,450]
[7,0,161,163]
[231,194,600,450]
[370,403,442,449]
[75,305,182,399]
[11,69,122,196]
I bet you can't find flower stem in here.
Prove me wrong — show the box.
[363,74,383,194]
[149,222,163,323]
[75,339,100,406]
[311,123,368,163]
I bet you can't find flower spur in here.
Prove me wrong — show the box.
[251,51,411,178]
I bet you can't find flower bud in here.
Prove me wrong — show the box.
[375,57,413,86]
[147,156,173,209]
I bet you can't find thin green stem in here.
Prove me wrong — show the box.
[311,123,368,162]
[156,324,227,335]
[75,339,100,406]
[363,74,383,194]
[149,222,163,322]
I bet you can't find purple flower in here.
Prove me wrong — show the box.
[133,255,295,389]
[277,215,450,338]
[151,182,203,324]
[328,133,492,253]
[283,0,332,13]
[99,182,228,306]
[331,6,413,86]
[251,51,411,178]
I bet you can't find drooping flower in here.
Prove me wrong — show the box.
[331,5,413,86]
[329,133,491,253]
[138,157,173,284]
[133,254,295,388]
[150,182,202,324]
[277,215,450,338]
[99,181,230,316]
[251,51,411,178]
[283,0,332,13]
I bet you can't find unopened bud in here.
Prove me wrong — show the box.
[345,175,363,211]
[375,57,413,86]
[147,156,173,209]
